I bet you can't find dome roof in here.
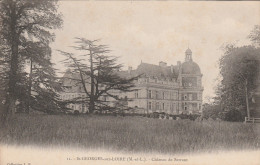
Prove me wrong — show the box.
[185,48,192,54]
[181,61,201,74]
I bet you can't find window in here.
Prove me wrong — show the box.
[156,102,160,110]
[155,91,159,99]
[135,91,139,98]
[184,95,187,100]
[189,94,192,100]
[163,92,165,99]
[192,93,198,100]
[148,90,152,99]
[162,103,165,110]
[148,102,152,110]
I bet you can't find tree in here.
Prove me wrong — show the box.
[218,45,259,120]
[0,0,62,123]
[29,50,64,113]
[59,38,139,113]
[248,25,260,47]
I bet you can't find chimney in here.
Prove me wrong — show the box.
[159,61,167,67]
[171,65,174,73]
[128,66,132,74]
[177,61,181,67]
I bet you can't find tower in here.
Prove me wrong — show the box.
[180,48,203,114]
[185,48,192,62]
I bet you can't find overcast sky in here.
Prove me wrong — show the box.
[50,1,260,102]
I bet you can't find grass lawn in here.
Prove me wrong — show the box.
[0,114,259,154]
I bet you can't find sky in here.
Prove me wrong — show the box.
[50,1,260,102]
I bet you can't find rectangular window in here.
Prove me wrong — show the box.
[156,102,160,110]
[189,94,192,101]
[184,95,187,100]
[135,91,139,98]
[148,90,152,99]
[162,103,165,110]
[192,93,198,100]
[162,92,165,100]
[148,102,152,110]
[156,91,159,99]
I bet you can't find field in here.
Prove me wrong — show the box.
[0,114,260,154]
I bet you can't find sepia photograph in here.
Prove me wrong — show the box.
[0,0,260,165]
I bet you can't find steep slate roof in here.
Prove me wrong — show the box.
[118,62,179,80]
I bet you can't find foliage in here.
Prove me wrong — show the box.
[202,103,223,120]
[30,66,64,114]
[0,0,63,120]
[59,38,139,113]
[202,103,244,122]
[248,25,260,47]
[217,45,260,120]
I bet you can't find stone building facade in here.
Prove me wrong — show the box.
[59,48,203,114]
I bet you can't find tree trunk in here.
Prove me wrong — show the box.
[6,5,19,119]
[1,96,15,127]
[25,58,33,114]
[89,49,95,113]
[245,79,250,118]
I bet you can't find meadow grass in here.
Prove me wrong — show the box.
[0,114,259,154]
